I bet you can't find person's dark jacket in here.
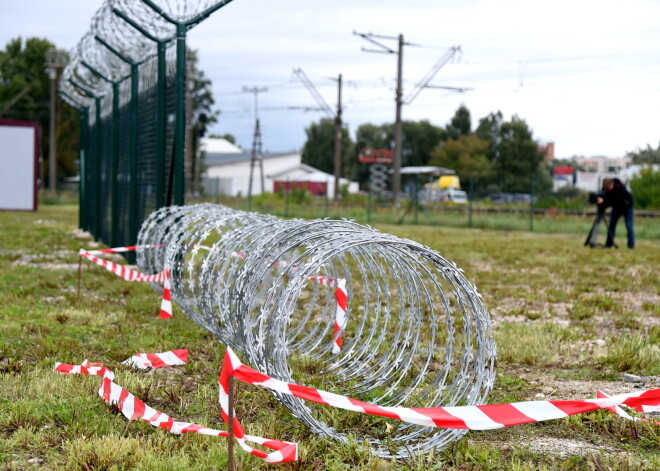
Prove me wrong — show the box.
[603,178,634,211]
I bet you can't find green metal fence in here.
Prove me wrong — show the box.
[59,0,234,251]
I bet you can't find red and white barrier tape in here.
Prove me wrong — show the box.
[159,269,172,319]
[221,347,660,432]
[78,245,166,282]
[309,276,347,354]
[54,353,297,464]
[54,348,659,464]
[122,348,188,370]
[79,245,172,319]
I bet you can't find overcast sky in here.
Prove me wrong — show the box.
[1,0,659,158]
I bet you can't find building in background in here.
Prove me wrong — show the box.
[551,155,637,192]
[569,156,631,173]
[201,137,357,199]
[538,141,555,161]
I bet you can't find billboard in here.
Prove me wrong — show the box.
[358,149,393,164]
[0,120,39,211]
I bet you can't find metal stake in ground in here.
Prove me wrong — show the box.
[77,255,82,299]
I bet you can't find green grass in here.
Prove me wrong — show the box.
[211,195,660,241]
[1,205,659,470]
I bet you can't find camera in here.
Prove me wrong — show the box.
[588,190,606,205]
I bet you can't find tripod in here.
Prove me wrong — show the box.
[584,211,618,249]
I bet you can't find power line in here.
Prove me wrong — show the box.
[354,30,466,207]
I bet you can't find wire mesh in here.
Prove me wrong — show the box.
[59,0,232,247]
[136,204,497,458]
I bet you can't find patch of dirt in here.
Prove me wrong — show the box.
[524,375,634,400]
[72,228,93,239]
[521,437,621,458]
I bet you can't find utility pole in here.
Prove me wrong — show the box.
[45,48,69,194]
[333,73,343,201]
[354,31,407,207]
[292,69,343,201]
[243,86,267,208]
[355,32,462,207]
[394,34,404,208]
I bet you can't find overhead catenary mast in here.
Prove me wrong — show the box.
[292,68,343,201]
[354,31,462,207]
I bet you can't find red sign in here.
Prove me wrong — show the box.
[358,149,393,164]
[274,180,328,197]
[554,166,574,176]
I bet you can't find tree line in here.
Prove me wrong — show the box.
[301,105,553,197]
[0,37,216,190]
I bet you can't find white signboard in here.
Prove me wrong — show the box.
[0,120,39,211]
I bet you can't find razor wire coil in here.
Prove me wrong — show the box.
[136,203,496,458]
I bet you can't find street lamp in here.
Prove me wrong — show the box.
[45,48,69,193]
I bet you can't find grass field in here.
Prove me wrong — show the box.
[1,204,659,470]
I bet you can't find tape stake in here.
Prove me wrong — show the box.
[78,245,171,318]
[55,356,296,464]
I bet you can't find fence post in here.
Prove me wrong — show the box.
[111,8,171,210]
[70,80,102,240]
[367,187,371,224]
[530,172,537,232]
[325,178,329,218]
[468,175,474,228]
[79,107,89,231]
[94,97,102,241]
[174,22,186,206]
[156,41,167,209]
[413,174,419,224]
[285,178,290,218]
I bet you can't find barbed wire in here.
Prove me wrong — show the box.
[136,203,497,458]
[59,0,229,109]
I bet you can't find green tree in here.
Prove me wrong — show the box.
[187,48,220,194]
[301,118,354,179]
[187,49,219,139]
[446,104,471,139]
[350,120,445,189]
[630,166,660,209]
[0,37,80,183]
[475,112,551,194]
[351,123,390,187]
[429,134,493,189]
[374,120,446,167]
[626,142,660,164]
[400,120,447,167]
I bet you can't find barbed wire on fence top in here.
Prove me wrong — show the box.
[59,0,232,107]
[136,203,497,458]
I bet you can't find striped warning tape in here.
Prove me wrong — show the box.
[54,353,297,464]
[221,347,660,432]
[54,348,659,464]
[78,245,166,282]
[78,245,172,319]
[309,276,347,354]
[122,348,188,370]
